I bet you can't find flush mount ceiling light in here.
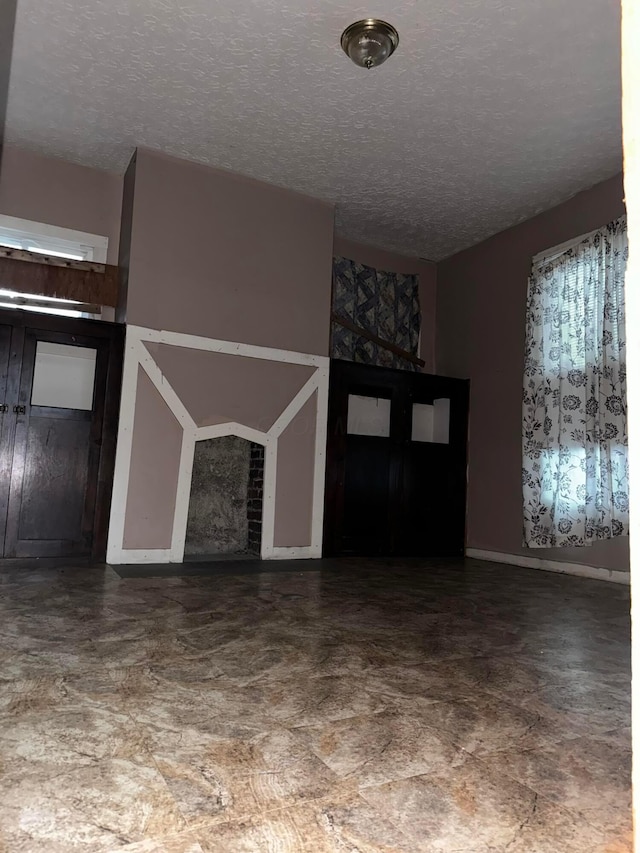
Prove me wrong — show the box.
[340,19,399,69]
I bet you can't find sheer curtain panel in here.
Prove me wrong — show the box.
[522,217,629,547]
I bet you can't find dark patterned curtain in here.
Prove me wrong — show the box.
[331,256,421,371]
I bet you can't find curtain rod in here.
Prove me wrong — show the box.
[532,215,627,265]
[532,227,599,265]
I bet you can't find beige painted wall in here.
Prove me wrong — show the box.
[144,343,316,430]
[133,344,319,551]
[333,236,437,373]
[123,148,335,355]
[0,146,123,263]
[123,368,182,550]
[117,148,335,554]
[274,393,317,547]
[437,173,629,571]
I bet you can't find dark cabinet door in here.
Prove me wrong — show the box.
[324,360,469,558]
[397,376,469,557]
[342,434,393,555]
[324,363,405,556]
[3,328,110,558]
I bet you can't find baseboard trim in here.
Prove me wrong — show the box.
[466,548,630,585]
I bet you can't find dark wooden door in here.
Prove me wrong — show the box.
[1,321,117,559]
[0,323,18,549]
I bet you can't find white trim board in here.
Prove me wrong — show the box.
[132,325,327,367]
[107,325,329,565]
[466,548,630,585]
[0,214,109,263]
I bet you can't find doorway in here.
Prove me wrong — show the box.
[0,309,123,560]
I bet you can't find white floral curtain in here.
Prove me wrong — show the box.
[522,217,628,548]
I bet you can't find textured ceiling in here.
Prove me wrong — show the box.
[6,0,622,260]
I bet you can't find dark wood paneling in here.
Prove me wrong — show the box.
[18,416,92,541]
[0,255,119,306]
[341,436,393,555]
[398,444,457,557]
[116,152,137,323]
[0,322,19,547]
[91,323,124,561]
[0,308,122,339]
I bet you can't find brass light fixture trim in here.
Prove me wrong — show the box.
[340,18,399,69]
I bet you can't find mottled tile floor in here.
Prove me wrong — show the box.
[0,558,631,852]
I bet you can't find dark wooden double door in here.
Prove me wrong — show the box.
[324,359,469,558]
[0,310,123,560]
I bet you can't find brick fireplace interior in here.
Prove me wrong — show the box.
[184,436,264,559]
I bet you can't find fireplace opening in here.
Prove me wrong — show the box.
[184,436,264,560]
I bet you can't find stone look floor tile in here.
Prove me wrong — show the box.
[0,683,185,851]
[195,793,416,853]
[512,681,631,738]
[113,832,205,852]
[0,558,630,852]
[106,668,277,741]
[479,729,632,837]
[146,726,352,827]
[296,710,468,788]
[358,756,614,852]
[0,758,186,851]
[407,690,574,756]
[245,674,392,727]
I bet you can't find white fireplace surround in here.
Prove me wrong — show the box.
[107,325,329,564]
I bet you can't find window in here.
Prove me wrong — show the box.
[0,215,108,263]
[0,217,108,319]
[522,217,628,548]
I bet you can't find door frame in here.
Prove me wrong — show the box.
[0,308,124,562]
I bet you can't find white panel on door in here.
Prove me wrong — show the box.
[31,342,97,410]
[412,402,434,442]
[412,398,450,443]
[347,394,391,437]
[433,398,451,443]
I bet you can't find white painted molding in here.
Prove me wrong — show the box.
[267,545,322,560]
[131,325,327,368]
[114,549,175,565]
[169,429,196,561]
[311,367,330,554]
[269,374,319,439]
[106,331,142,563]
[137,339,196,431]
[260,437,278,559]
[466,548,631,585]
[197,422,268,445]
[107,324,329,565]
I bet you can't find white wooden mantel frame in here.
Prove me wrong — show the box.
[107,325,330,564]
